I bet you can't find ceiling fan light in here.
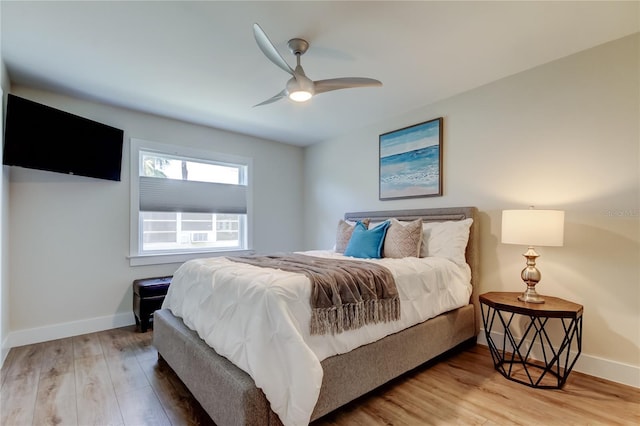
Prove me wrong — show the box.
[286,75,314,102]
[288,90,313,102]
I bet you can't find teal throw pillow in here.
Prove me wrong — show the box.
[344,220,391,259]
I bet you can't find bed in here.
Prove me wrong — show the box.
[153,206,479,426]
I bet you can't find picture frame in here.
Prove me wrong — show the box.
[379,117,443,200]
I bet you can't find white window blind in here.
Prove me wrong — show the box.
[139,176,247,214]
[130,138,253,266]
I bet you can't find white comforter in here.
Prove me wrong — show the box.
[162,250,471,426]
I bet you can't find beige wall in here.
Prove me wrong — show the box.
[304,34,639,385]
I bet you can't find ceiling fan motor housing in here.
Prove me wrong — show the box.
[288,38,309,56]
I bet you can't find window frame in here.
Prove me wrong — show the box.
[129,138,253,266]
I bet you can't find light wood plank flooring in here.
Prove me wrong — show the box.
[1,326,638,426]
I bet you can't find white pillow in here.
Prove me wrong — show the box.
[420,218,473,265]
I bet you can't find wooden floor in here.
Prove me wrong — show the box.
[1,326,638,426]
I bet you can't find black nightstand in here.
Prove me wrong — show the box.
[479,291,583,389]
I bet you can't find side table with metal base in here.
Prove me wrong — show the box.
[480,292,583,389]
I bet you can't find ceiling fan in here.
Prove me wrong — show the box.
[252,23,382,107]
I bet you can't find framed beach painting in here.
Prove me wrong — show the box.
[379,117,443,200]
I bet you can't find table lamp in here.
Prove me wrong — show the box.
[501,208,565,303]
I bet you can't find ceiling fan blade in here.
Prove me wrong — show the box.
[253,89,287,107]
[314,77,382,95]
[253,23,294,76]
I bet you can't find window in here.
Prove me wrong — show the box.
[130,139,252,266]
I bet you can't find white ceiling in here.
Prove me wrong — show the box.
[2,1,638,146]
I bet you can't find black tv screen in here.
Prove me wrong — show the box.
[3,94,124,181]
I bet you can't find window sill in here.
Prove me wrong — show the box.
[128,249,255,266]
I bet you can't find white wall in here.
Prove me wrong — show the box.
[5,86,304,348]
[304,34,639,386]
[1,61,10,365]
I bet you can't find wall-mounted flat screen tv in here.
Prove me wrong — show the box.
[2,94,124,181]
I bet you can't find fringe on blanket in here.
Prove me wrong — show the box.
[310,297,401,335]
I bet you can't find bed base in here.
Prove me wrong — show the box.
[154,305,475,425]
[153,206,479,425]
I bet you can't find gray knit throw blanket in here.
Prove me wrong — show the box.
[229,253,401,335]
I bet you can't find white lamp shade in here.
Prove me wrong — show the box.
[502,209,565,247]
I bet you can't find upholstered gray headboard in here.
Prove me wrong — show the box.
[344,207,480,332]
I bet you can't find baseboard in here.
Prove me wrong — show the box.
[1,335,9,369]
[478,328,640,389]
[4,312,136,350]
